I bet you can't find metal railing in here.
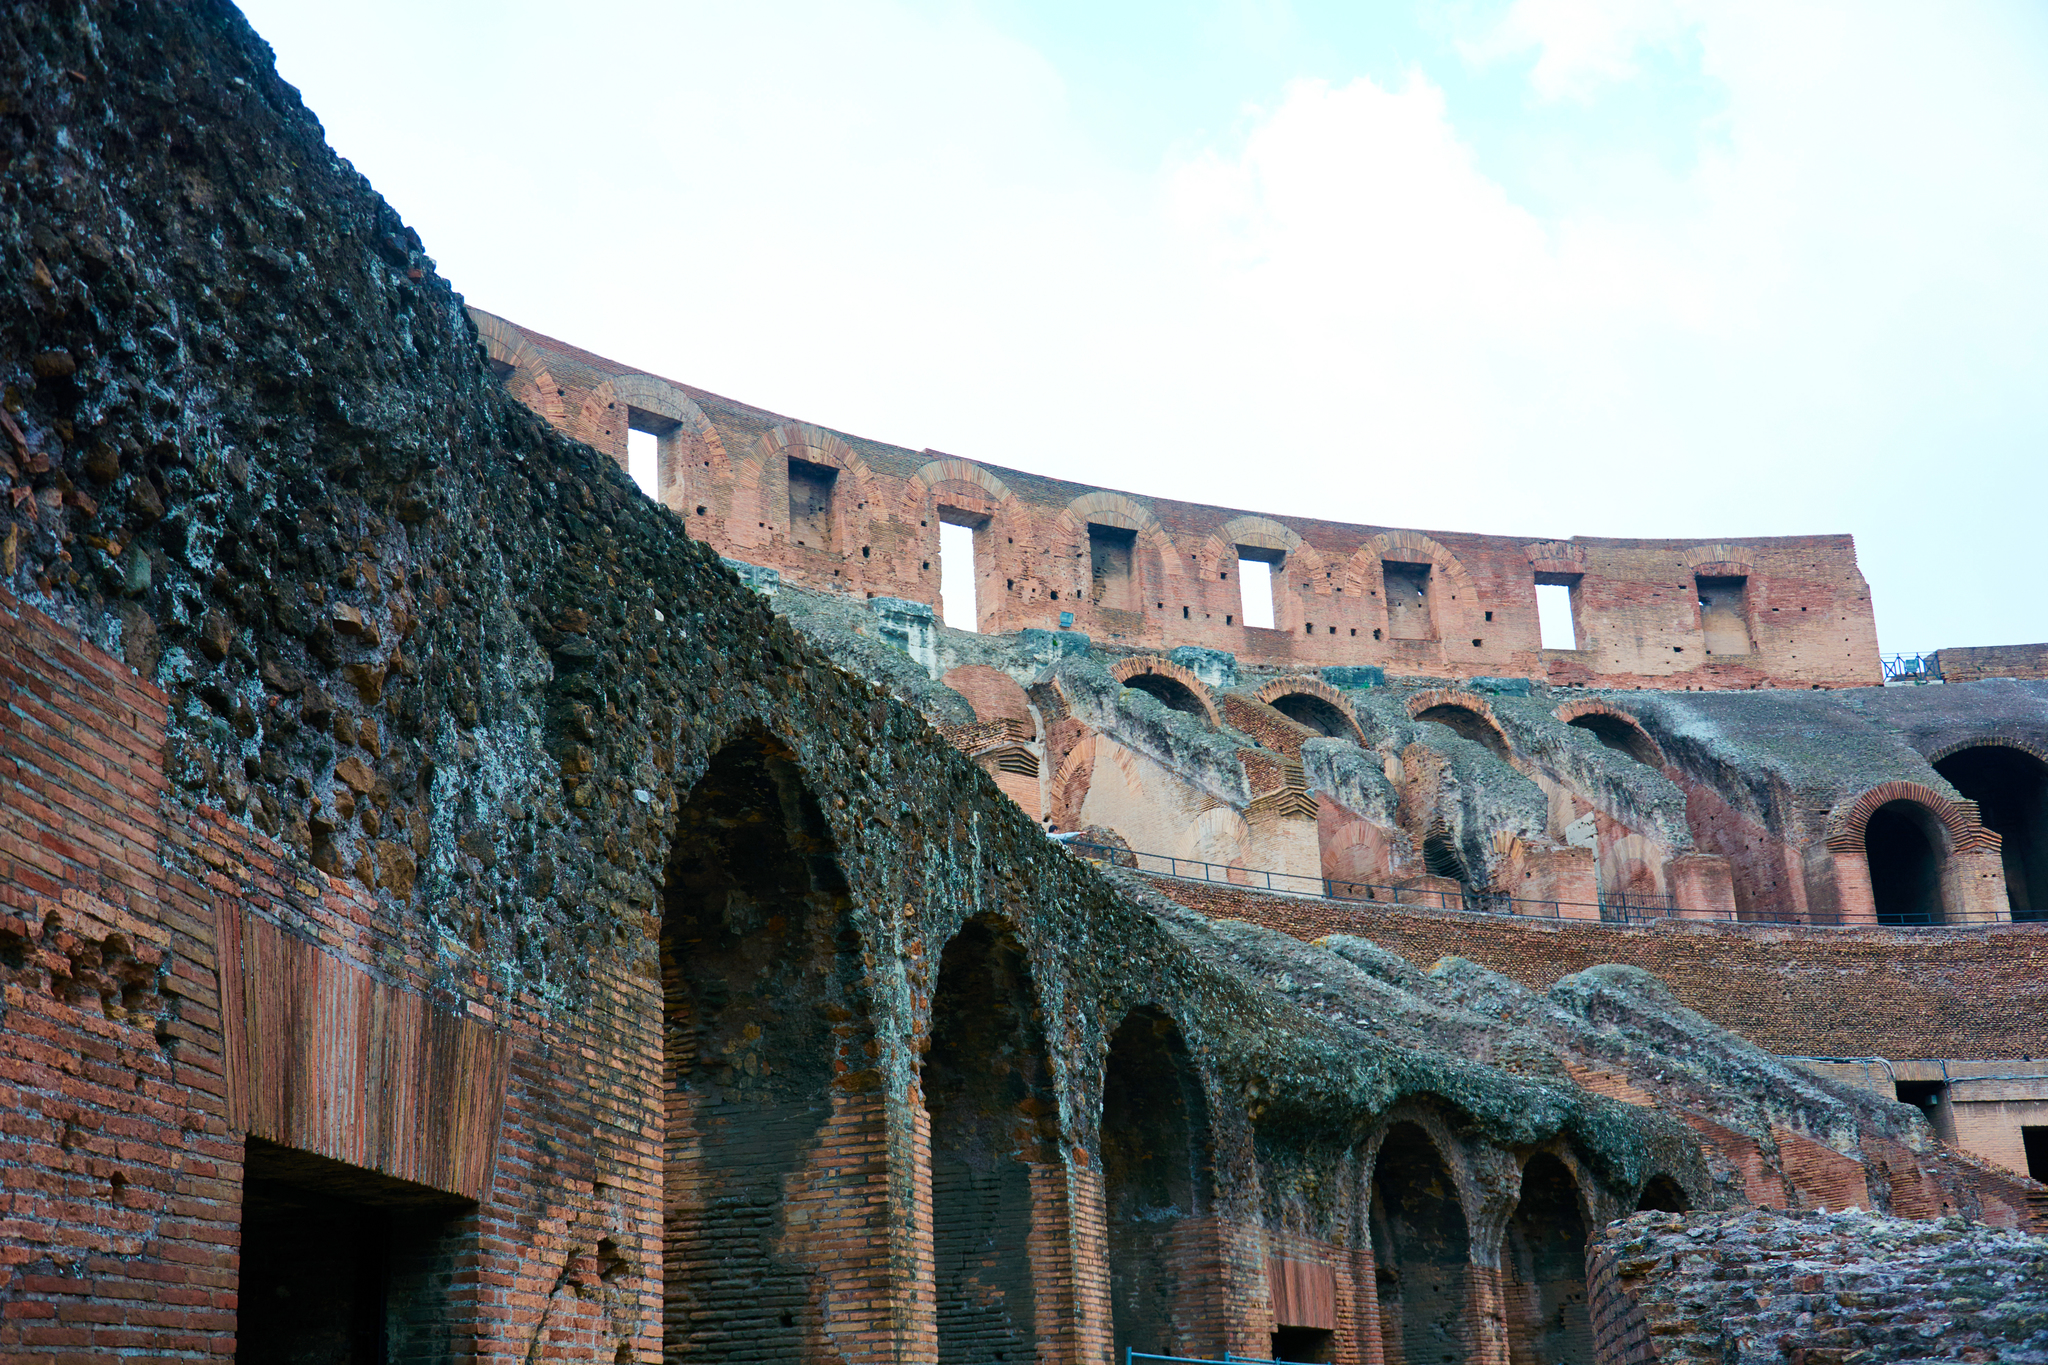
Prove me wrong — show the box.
[1064,841,1720,924]
[1129,1352,1304,1365]
[1882,652,1942,683]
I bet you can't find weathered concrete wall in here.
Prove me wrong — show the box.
[475,310,1883,692]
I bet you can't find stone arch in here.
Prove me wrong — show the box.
[1827,783,1990,926]
[1365,1118,1478,1365]
[911,457,1014,521]
[1050,734,1098,830]
[1352,532,1481,645]
[659,727,876,1360]
[1679,545,1757,577]
[1111,657,1220,728]
[1254,677,1365,744]
[1930,741,2048,920]
[580,373,725,510]
[1408,689,1513,761]
[1209,514,1302,560]
[1503,1153,1592,1365]
[1523,541,1586,579]
[1634,1174,1689,1214]
[1824,781,1991,856]
[923,914,1065,1365]
[1553,700,1665,768]
[1100,1005,1220,1361]
[468,307,567,429]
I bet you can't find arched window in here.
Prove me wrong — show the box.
[660,732,869,1359]
[1371,1124,1472,1365]
[1504,1156,1591,1365]
[1415,704,1510,761]
[1102,1007,1218,1361]
[1934,745,2048,921]
[1864,800,1949,925]
[925,918,1062,1365]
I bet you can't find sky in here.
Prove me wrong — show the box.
[237,0,2048,654]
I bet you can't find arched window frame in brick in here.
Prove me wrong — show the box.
[468,307,568,431]
[731,424,882,577]
[1823,781,1993,857]
[1252,676,1365,745]
[1553,699,1667,769]
[1110,656,1221,729]
[1351,531,1481,647]
[1406,688,1514,760]
[912,458,1017,628]
[578,373,725,515]
[1203,516,1322,633]
[1058,491,1182,616]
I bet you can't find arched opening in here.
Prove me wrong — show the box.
[1102,1007,1217,1362]
[1635,1175,1688,1214]
[1415,705,1510,761]
[1864,800,1948,925]
[660,732,870,1360]
[926,917,1062,1365]
[1372,1124,1472,1365]
[1422,831,1469,885]
[1125,672,1210,723]
[1271,693,1356,741]
[1565,713,1660,768]
[1503,1156,1591,1365]
[1935,745,2048,921]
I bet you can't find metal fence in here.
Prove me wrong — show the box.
[1063,841,1720,924]
[1882,652,1942,683]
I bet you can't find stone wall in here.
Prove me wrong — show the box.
[1935,643,2048,683]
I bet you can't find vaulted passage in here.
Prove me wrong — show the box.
[1503,1156,1591,1365]
[1102,1007,1218,1361]
[1935,746,2048,920]
[926,917,1062,1365]
[1271,693,1356,741]
[1372,1124,1472,1365]
[1865,800,1947,925]
[1636,1175,1688,1213]
[1565,713,1659,768]
[1415,705,1510,761]
[1126,672,1209,722]
[661,732,872,1363]
[234,1138,469,1365]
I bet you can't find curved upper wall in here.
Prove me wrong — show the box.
[473,307,1881,690]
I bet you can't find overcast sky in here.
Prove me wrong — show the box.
[238,0,2048,655]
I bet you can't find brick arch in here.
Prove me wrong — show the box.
[908,457,1015,522]
[1823,782,1996,854]
[1110,657,1220,728]
[468,308,567,429]
[732,423,882,550]
[1209,514,1301,557]
[1681,544,1756,577]
[1406,688,1512,758]
[1524,539,1585,579]
[578,374,726,509]
[1553,699,1666,767]
[1349,531,1481,634]
[1050,734,1097,831]
[1252,676,1364,744]
[1059,490,1180,563]
[1923,734,2048,768]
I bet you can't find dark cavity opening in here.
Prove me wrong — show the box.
[1090,523,1139,611]
[1373,1123,1471,1365]
[1271,1326,1336,1363]
[1865,800,1947,925]
[1384,562,1435,640]
[661,730,866,1362]
[1103,1007,1217,1362]
[1125,672,1209,723]
[234,1137,470,1365]
[1566,713,1659,768]
[1634,1174,1689,1214]
[787,456,838,549]
[926,917,1061,1365]
[1422,832,1469,885]
[1504,1155,1591,1365]
[2023,1127,2048,1183]
[1415,704,1509,760]
[1271,693,1355,741]
[1934,745,2048,920]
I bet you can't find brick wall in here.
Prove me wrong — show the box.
[1149,877,2048,1059]
[1934,643,2048,683]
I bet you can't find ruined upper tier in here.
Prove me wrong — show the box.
[476,309,1882,690]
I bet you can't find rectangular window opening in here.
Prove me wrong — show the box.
[2025,1126,2048,1184]
[1696,575,1753,656]
[627,407,682,502]
[787,457,838,550]
[626,429,659,501]
[1237,547,1281,630]
[1088,523,1138,611]
[1535,576,1579,650]
[938,515,982,632]
[1383,561,1433,640]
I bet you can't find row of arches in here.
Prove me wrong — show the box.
[657,729,1682,1364]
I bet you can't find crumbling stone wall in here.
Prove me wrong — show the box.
[1588,1209,2048,1365]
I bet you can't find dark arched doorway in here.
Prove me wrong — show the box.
[1415,705,1510,761]
[1635,1174,1688,1214]
[1503,1156,1590,1365]
[1934,745,2048,921]
[1272,693,1357,741]
[1126,672,1211,723]
[925,917,1062,1365]
[1565,713,1660,768]
[660,731,870,1360]
[1864,800,1947,925]
[1371,1124,1472,1365]
[1102,1007,1217,1361]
